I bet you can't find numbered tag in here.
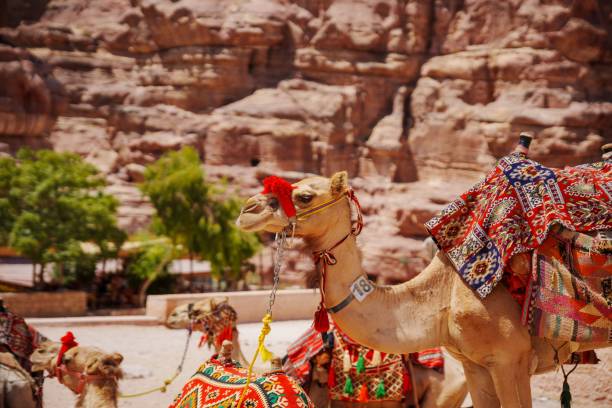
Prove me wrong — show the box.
[350,276,374,302]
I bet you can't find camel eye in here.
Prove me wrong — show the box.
[297,194,314,204]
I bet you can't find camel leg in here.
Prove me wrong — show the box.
[462,361,499,408]
[488,357,532,408]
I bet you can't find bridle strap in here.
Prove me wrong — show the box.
[309,187,365,318]
[54,364,113,394]
[296,193,346,221]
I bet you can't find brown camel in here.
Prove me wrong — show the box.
[236,171,609,408]
[30,341,123,408]
[169,299,467,407]
[166,297,248,366]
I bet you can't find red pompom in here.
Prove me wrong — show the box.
[57,331,79,366]
[313,303,329,333]
[262,176,297,219]
[215,325,234,348]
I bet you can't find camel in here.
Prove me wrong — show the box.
[236,168,610,407]
[166,297,249,366]
[0,352,37,408]
[30,340,123,408]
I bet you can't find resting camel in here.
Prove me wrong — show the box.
[30,340,123,408]
[236,168,610,407]
[166,297,249,366]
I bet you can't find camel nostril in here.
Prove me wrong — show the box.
[269,197,279,211]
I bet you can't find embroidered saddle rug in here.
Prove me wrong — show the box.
[0,309,47,371]
[522,227,611,343]
[426,153,611,298]
[283,322,444,402]
[169,357,313,408]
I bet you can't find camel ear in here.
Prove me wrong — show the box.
[30,341,61,371]
[110,353,123,365]
[86,357,100,374]
[330,171,348,197]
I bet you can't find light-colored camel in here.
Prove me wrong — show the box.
[237,171,609,408]
[0,352,37,408]
[166,297,248,366]
[30,341,123,408]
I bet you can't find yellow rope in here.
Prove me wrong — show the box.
[119,371,178,398]
[234,313,273,408]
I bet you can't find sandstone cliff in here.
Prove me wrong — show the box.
[1,0,610,284]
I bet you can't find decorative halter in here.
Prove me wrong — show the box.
[260,176,364,333]
[51,331,118,395]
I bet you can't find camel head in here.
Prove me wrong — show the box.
[236,171,352,240]
[31,341,123,394]
[165,297,230,329]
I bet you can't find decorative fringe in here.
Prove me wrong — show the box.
[313,304,330,333]
[358,384,368,402]
[561,379,572,408]
[356,353,365,374]
[371,350,381,366]
[375,378,386,399]
[343,350,351,373]
[403,367,411,394]
[343,376,354,396]
[57,331,78,366]
[215,325,233,348]
[259,344,273,362]
[328,361,336,388]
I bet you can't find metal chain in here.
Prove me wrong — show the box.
[267,227,288,316]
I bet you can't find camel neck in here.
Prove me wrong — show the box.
[77,381,118,408]
[307,233,451,354]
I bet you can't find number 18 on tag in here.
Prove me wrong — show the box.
[351,275,373,302]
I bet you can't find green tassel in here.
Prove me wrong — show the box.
[561,379,571,408]
[356,354,365,374]
[375,379,386,399]
[343,376,354,395]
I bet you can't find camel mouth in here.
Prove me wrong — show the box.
[236,211,287,233]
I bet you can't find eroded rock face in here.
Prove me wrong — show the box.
[0,0,610,283]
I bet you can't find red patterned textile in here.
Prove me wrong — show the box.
[0,309,47,371]
[283,326,325,384]
[426,153,611,298]
[522,228,611,343]
[411,348,444,371]
[170,357,313,408]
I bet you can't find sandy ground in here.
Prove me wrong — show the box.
[31,321,611,408]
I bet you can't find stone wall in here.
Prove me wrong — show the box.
[1,291,87,317]
[0,0,610,284]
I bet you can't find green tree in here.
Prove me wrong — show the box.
[140,147,260,290]
[0,156,19,245]
[7,149,126,288]
[124,234,175,307]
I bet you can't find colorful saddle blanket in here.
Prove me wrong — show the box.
[426,153,611,298]
[522,228,611,343]
[0,309,47,371]
[329,326,408,402]
[169,358,313,408]
[283,322,444,402]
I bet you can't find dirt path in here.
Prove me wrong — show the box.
[31,321,610,407]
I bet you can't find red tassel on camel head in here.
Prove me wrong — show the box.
[262,176,297,220]
[215,325,234,348]
[57,331,78,366]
